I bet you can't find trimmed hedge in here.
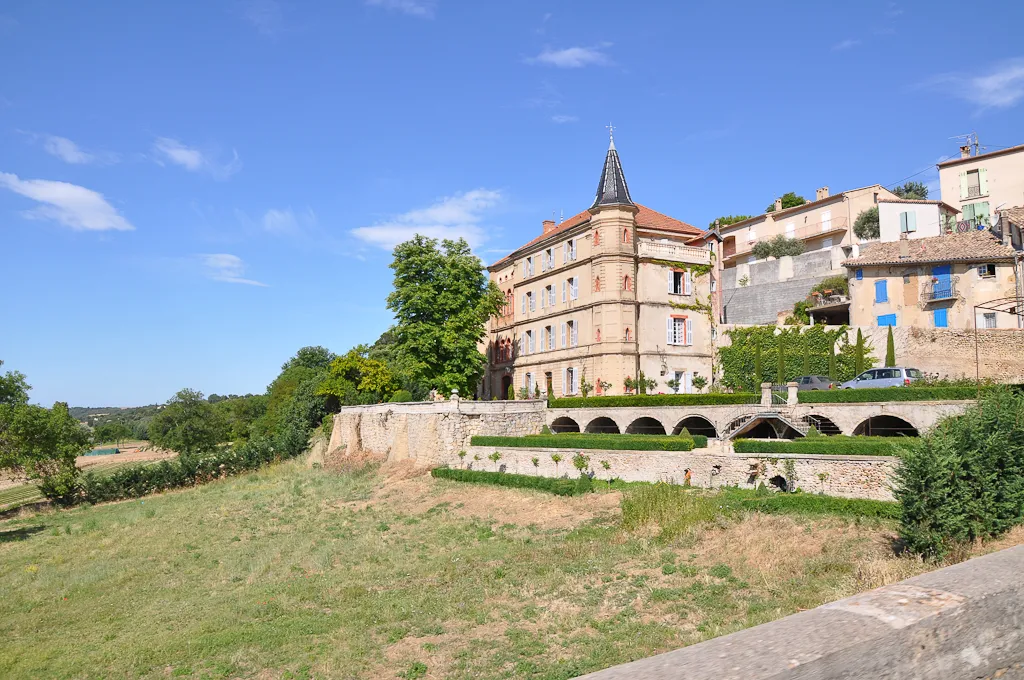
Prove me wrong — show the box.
[798,386,980,403]
[430,467,592,496]
[732,436,914,457]
[470,433,704,451]
[549,393,757,408]
[722,489,899,519]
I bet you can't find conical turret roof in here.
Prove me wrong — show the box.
[590,133,634,209]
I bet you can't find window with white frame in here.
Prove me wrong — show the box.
[785,222,795,238]
[983,312,997,329]
[899,211,917,234]
[525,372,534,395]
[561,320,578,348]
[518,334,525,356]
[563,238,577,263]
[523,256,534,278]
[563,367,578,395]
[528,291,536,312]
[547,284,555,306]
[669,269,692,296]
[568,277,579,300]
[978,263,996,278]
[666,316,692,346]
[526,329,535,354]
[545,325,554,350]
[747,228,757,243]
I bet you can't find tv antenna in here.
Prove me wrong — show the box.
[949,132,981,157]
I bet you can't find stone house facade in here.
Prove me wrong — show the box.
[938,142,1024,229]
[483,136,715,399]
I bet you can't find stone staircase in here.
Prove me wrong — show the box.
[723,406,809,440]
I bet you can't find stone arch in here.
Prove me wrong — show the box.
[802,414,842,436]
[672,416,718,438]
[853,415,918,437]
[585,416,620,434]
[550,416,581,434]
[768,475,788,492]
[626,417,667,435]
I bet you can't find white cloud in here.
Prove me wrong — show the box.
[365,0,435,18]
[0,172,133,231]
[832,39,861,51]
[198,254,267,286]
[528,44,612,68]
[242,0,283,37]
[551,115,578,124]
[43,136,94,164]
[153,137,242,180]
[352,188,501,250]
[261,207,317,236]
[932,58,1024,110]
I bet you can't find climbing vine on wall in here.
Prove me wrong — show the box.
[718,325,875,391]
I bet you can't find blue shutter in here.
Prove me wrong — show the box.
[933,308,948,328]
[877,314,897,327]
[874,280,888,303]
[856,269,863,281]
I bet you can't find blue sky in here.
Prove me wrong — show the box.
[2,0,1023,406]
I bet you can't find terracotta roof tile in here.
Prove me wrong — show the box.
[1003,206,1024,226]
[488,203,700,269]
[843,231,1017,267]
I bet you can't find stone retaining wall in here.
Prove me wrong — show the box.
[463,443,898,500]
[327,397,546,465]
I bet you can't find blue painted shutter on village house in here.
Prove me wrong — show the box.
[874,280,888,303]
[934,308,948,328]
[877,314,897,327]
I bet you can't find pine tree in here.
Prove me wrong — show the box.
[855,329,865,375]
[776,334,786,385]
[802,334,811,375]
[885,326,896,367]
[753,337,762,389]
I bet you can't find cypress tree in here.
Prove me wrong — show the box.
[753,337,762,389]
[855,328,865,375]
[802,334,811,375]
[777,334,786,385]
[828,344,837,381]
[885,326,896,367]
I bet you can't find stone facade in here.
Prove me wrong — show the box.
[463,444,898,501]
[327,397,546,465]
[857,325,1024,382]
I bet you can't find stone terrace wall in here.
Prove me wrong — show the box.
[327,398,546,466]
[466,444,897,501]
[859,325,1024,383]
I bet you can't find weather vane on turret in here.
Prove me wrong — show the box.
[606,123,615,147]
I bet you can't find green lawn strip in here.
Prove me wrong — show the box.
[470,433,705,451]
[733,436,914,457]
[0,460,903,679]
[550,393,757,408]
[797,386,982,403]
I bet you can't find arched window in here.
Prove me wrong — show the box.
[594,276,601,292]
[622,228,631,243]
[623,275,632,292]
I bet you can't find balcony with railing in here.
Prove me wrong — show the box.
[921,280,958,302]
[723,216,849,263]
[637,239,711,265]
[966,184,983,199]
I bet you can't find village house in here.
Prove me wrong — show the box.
[938,142,1024,229]
[843,230,1021,330]
[877,198,959,242]
[483,135,715,400]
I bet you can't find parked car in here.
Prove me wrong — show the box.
[839,367,924,389]
[795,375,833,391]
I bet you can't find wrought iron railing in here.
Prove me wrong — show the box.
[921,280,957,302]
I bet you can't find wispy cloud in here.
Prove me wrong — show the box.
[832,39,861,51]
[261,207,317,236]
[198,254,267,286]
[152,137,242,180]
[923,58,1024,112]
[0,172,133,231]
[527,44,612,68]
[551,115,578,124]
[522,80,562,109]
[38,134,119,166]
[352,189,502,250]
[885,2,904,17]
[365,0,435,18]
[241,0,284,37]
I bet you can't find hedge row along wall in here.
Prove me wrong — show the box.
[733,436,912,457]
[431,467,592,496]
[798,386,982,403]
[549,394,757,408]
[470,433,706,451]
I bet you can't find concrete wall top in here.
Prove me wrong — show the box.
[335,399,547,415]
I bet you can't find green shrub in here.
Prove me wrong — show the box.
[799,386,981,403]
[895,388,1024,559]
[549,393,756,408]
[724,489,898,519]
[388,389,414,403]
[430,467,592,496]
[732,436,912,457]
[470,433,704,451]
[621,483,721,540]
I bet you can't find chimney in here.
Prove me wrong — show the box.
[960,145,971,159]
[774,197,783,212]
[816,186,830,201]
[542,219,556,234]
[899,233,910,259]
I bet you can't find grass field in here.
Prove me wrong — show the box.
[1,459,1019,679]
[0,457,171,511]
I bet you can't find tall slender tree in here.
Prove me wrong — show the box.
[885,326,896,367]
[753,337,762,389]
[776,334,786,385]
[802,334,811,375]
[855,329,866,375]
[828,344,837,382]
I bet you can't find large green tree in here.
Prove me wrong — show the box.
[892,181,928,200]
[93,421,133,447]
[853,206,880,239]
[317,349,397,405]
[708,215,753,229]
[765,192,807,213]
[387,236,504,397]
[149,388,225,458]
